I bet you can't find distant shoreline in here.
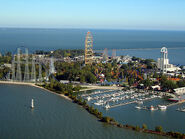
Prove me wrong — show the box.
[94,47,185,51]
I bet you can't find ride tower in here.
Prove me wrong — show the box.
[103,48,108,61]
[112,49,116,59]
[85,31,93,65]
[160,47,168,73]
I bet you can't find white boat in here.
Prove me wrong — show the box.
[149,105,155,111]
[31,99,34,109]
[135,106,141,109]
[94,102,101,105]
[94,100,104,106]
[137,101,143,105]
[158,105,167,110]
[104,104,110,109]
[87,96,91,101]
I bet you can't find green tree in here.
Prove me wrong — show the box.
[80,75,85,83]
[86,72,97,83]
[105,71,112,82]
[142,124,147,130]
[155,126,163,132]
[177,80,185,88]
[135,125,140,131]
[102,117,111,123]
[120,64,128,70]
[162,80,178,90]
[128,77,134,86]
[143,78,153,88]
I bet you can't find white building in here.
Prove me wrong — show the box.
[174,87,185,95]
[157,47,180,72]
[157,58,180,72]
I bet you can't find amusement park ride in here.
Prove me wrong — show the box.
[7,47,55,83]
[85,31,93,65]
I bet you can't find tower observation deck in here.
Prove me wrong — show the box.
[85,31,93,65]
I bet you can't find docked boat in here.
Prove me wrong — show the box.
[135,106,141,109]
[87,96,91,101]
[104,104,110,109]
[149,105,155,111]
[94,102,102,106]
[137,101,143,105]
[94,100,104,106]
[158,105,167,110]
[176,107,185,112]
[168,95,185,102]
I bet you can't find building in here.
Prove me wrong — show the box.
[151,85,161,90]
[157,47,180,72]
[173,87,185,95]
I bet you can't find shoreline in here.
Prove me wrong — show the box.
[0,81,71,101]
[1,80,184,138]
[0,81,122,100]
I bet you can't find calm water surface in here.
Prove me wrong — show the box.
[0,28,185,65]
[109,47,185,65]
[85,89,185,134]
[0,84,166,139]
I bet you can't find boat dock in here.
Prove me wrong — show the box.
[109,95,158,108]
[166,100,185,108]
[81,90,114,97]
[110,100,137,108]
[176,108,185,112]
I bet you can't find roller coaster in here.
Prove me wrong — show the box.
[5,47,56,83]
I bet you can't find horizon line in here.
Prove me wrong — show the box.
[0,26,185,32]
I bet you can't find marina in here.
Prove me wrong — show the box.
[79,88,185,133]
[0,28,185,138]
[0,84,168,139]
[80,89,177,110]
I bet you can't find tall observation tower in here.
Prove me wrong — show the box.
[160,47,168,73]
[85,31,93,65]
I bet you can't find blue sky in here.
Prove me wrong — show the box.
[0,0,185,30]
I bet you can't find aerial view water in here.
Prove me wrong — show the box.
[81,89,185,133]
[107,47,185,65]
[0,28,185,65]
[0,84,166,139]
[1,0,185,138]
[0,28,185,138]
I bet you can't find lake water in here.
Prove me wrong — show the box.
[0,28,185,65]
[107,47,185,65]
[0,28,185,51]
[0,84,166,139]
[84,89,185,134]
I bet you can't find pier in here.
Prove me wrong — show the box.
[109,95,158,108]
[110,101,137,108]
[81,89,115,97]
[165,100,185,108]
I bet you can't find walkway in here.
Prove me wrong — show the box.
[110,101,137,108]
